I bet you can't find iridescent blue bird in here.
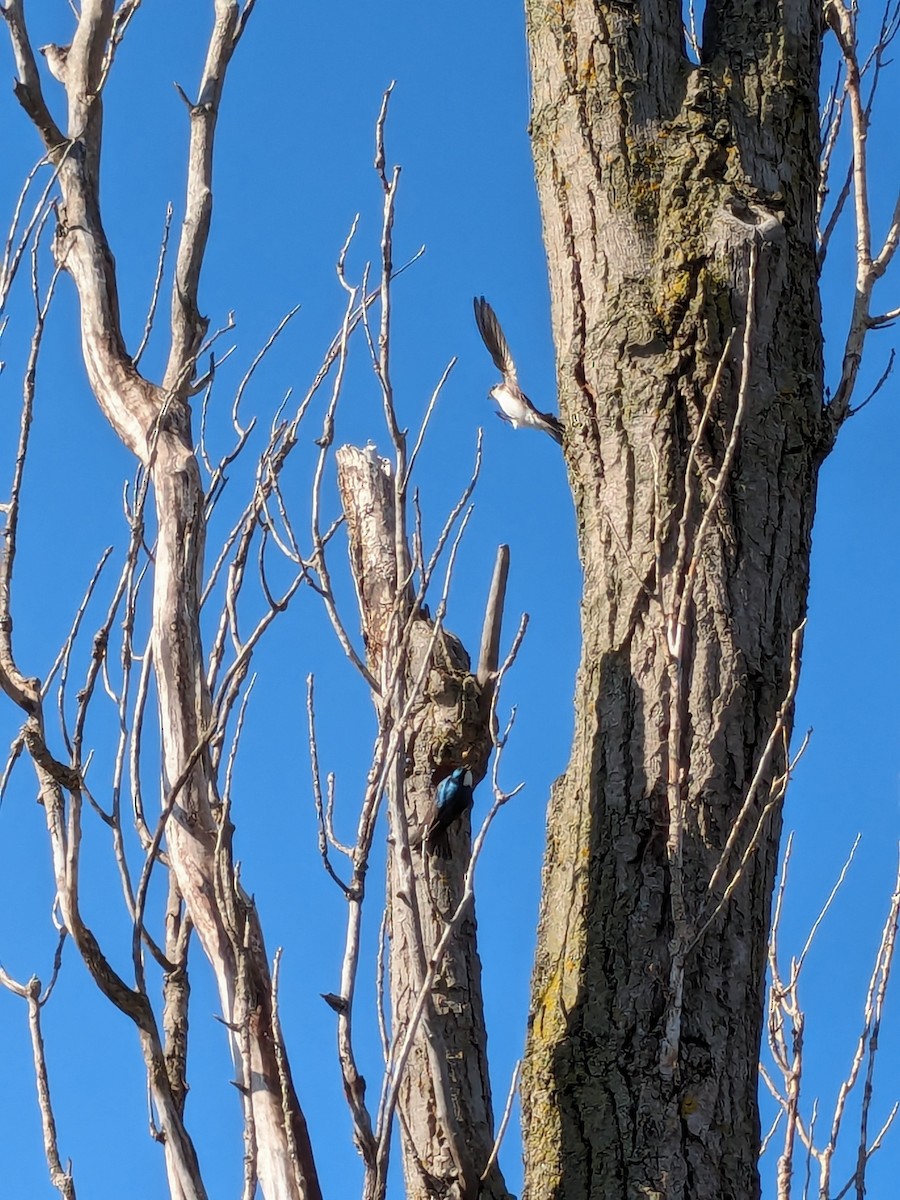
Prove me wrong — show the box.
[425,767,474,856]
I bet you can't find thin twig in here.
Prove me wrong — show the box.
[480,1059,521,1182]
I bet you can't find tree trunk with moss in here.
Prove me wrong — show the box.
[521,2,823,1197]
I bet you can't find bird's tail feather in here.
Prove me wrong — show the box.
[426,830,452,857]
[538,412,564,444]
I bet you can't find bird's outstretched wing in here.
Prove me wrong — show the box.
[474,296,517,385]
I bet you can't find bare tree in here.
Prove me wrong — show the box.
[0,7,524,1198]
[1,4,320,1198]
[302,122,520,1196]
[760,835,900,1200]
[0,3,897,1200]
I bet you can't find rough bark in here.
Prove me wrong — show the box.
[522,2,824,1198]
[336,445,512,1200]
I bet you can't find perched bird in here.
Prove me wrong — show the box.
[39,43,70,83]
[473,296,563,445]
[425,767,474,856]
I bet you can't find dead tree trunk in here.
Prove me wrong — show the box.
[522,2,824,1197]
[336,445,512,1200]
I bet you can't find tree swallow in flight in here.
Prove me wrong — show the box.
[473,296,563,445]
[425,767,474,856]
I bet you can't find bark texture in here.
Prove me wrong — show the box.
[336,446,511,1200]
[522,2,824,1197]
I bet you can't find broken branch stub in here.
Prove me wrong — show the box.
[335,444,512,1200]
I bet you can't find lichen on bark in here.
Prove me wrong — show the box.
[522,2,824,1197]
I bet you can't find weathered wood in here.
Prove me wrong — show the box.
[336,445,512,1200]
[477,544,510,692]
[3,6,322,1198]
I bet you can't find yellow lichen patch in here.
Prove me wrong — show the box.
[533,963,565,1037]
[663,269,692,307]
[579,57,598,88]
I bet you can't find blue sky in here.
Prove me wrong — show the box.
[0,3,898,1198]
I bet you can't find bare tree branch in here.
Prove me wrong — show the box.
[0,966,77,1200]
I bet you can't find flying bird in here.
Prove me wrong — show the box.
[424,767,474,856]
[473,296,563,445]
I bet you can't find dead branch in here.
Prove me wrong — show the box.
[1,5,323,1196]
[134,201,174,368]
[0,966,76,1199]
[332,397,515,1200]
[477,544,510,692]
[306,674,351,892]
[481,1059,522,1184]
[164,2,255,391]
[823,0,900,434]
[763,838,900,1199]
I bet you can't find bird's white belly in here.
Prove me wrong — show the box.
[491,384,530,427]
